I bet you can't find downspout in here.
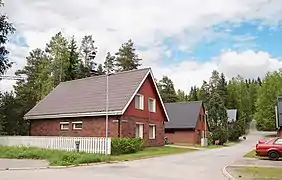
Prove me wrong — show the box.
[117,116,121,138]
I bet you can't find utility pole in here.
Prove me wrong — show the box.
[105,63,109,154]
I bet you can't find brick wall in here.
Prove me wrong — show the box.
[165,129,196,144]
[30,115,164,147]
[30,116,120,137]
[121,116,164,146]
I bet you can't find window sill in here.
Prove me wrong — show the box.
[149,138,156,140]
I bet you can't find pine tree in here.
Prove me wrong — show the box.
[97,64,105,75]
[115,39,141,72]
[65,36,80,81]
[157,76,178,103]
[217,73,228,107]
[206,91,228,144]
[79,35,98,77]
[198,80,209,104]
[104,52,115,73]
[177,89,187,102]
[45,32,69,86]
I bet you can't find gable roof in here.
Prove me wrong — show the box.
[227,109,237,122]
[164,101,203,129]
[24,68,169,121]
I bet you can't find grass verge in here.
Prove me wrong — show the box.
[175,141,238,149]
[227,166,282,180]
[243,149,257,158]
[0,145,195,166]
[111,146,196,161]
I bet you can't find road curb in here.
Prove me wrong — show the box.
[222,165,236,180]
[0,160,122,171]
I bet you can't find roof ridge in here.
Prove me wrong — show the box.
[165,100,202,104]
[60,67,151,85]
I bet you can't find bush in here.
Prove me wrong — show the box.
[111,137,145,155]
[228,121,241,142]
[0,145,109,166]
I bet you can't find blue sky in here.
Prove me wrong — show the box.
[162,21,282,63]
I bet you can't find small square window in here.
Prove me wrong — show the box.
[72,121,83,130]
[149,124,156,139]
[135,94,144,110]
[60,122,69,130]
[148,98,156,112]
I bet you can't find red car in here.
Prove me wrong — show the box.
[255,137,282,160]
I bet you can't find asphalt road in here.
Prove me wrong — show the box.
[0,123,272,180]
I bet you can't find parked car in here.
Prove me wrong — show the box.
[255,137,282,160]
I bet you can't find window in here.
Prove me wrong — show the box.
[135,123,144,139]
[149,124,156,139]
[60,122,69,130]
[72,121,83,130]
[274,138,282,145]
[135,94,144,110]
[148,98,156,112]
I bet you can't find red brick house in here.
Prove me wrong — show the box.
[24,68,169,146]
[164,101,208,144]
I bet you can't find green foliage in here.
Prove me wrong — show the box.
[115,39,142,72]
[255,70,282,131]
[157,76,178,103]
[228,121,242,141]
[177,89,187,102]
[111,138,145,155]
[0,146,109,166]
[0,1,15,75]
[79,35,98,77]
[104,52,115,73]
[65,37,81,81]
[188,86,199,101]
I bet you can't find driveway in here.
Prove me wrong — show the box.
[0,123,272,180]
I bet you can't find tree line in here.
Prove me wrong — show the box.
[0,1,281,141]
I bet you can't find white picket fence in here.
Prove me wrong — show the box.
[0,136,111,154]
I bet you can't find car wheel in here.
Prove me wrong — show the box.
[268,150,280,161]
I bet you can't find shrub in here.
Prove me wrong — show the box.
[0,145,109,166]
[111,137,145,155]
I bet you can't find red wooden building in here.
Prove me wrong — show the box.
[24,68,169,147]
[164,101,208,145]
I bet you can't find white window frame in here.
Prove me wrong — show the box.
[60,122,69,130]
[135,123,144,139]
[149,124,156,139]
[134,94,144,110]
[148,98,156,113]
[72,121,83,130]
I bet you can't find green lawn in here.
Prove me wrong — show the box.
[0,145,195,166]
[111,146,196,161]
[175,141,238,149]
[228,166,282,180]
[243,149,257,158]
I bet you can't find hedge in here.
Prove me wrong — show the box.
[111,137,145,155]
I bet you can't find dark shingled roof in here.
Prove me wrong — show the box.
[164,101,203,129]
[24,68,168,120]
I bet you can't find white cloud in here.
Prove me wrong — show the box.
[1,0,282,93]
[144,50,282,92]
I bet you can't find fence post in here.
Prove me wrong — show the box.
[106,138,111,155]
